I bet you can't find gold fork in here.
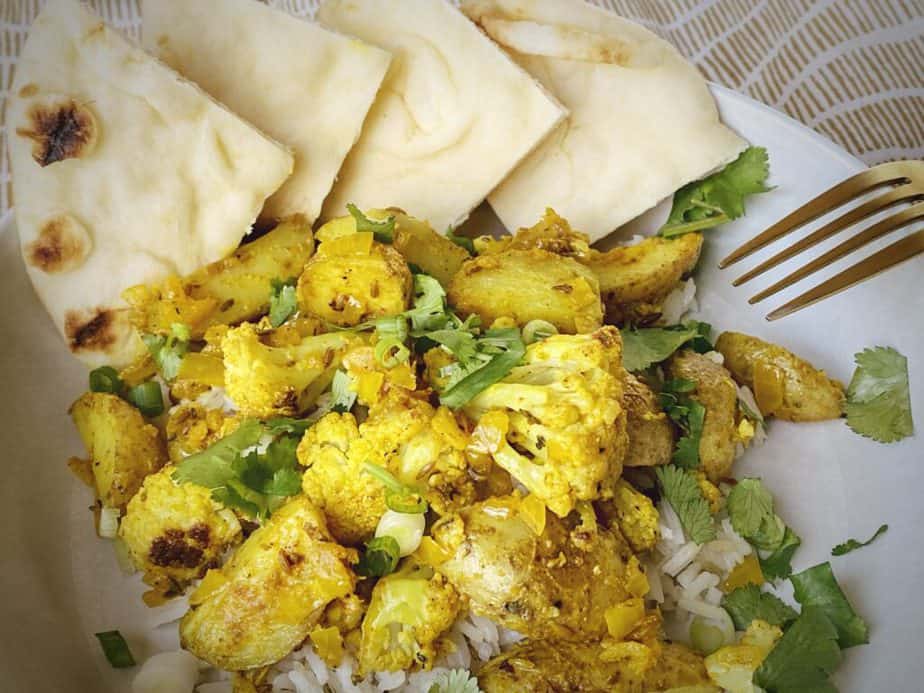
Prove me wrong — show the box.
[719,160,924,320]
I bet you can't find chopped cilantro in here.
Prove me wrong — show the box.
[722,584,798,630]
[754,606,842,693]
[438,328,526,409]
[621,321,712,372]
[173,419,305,519]
[660,146,771,237]
[846,346,913,443]
[347,203,395,243]
[660,378,706,468]
[268,277,298,328]
[656,465,715,544]
[142,322,190,380]
[428,669,482,693]
[760,526,802,581]
[406,274,452,333]
[791,562,869,648]
[832,524,888,556]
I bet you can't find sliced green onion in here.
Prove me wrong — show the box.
[690,617,725,655]
[386,489,428,514]
[330,370,357,414]
[362,462,408,493]
[126,381,165,417]
[374,336,410,368]
[357,535,401,577]
[94,630,136,668]
[374,315,408,341]
[170,322,191,341]
[521,319,558,344]
[98,506,120,539]
[89,366,123,394]
[376,510,426,556]
[446,228,475,254]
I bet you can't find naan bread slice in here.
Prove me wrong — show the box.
[463,0,748,241]
[8,0,293,368]
[143,0,391,225]
[318,0,567,232]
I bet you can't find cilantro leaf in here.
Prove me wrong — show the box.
[831,524,888,556]
[142,322,190,380]
[406,274,451,333]
[754,606,842,693]
[760,526,802,580]
[660,146,771,238]
[622,321,712,372]
[439,329,526,409]
[790,562,869,648]
[428,668,482,693]
[727,478,775,538]
[660,378,706,468]
[845,346,913,443]
[347,203,395,243]
[656,465,716,544]
[172,419,265,488]
[446,228,475,255]
[722,584,798,630]
[269,277,298,328]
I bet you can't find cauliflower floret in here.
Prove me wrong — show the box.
[221,322,362,417]
[463,327,628,517]
[69,392,167,510]
[705,619,782,693]
[363,391,476,515]
[165,403,240,463]
[596,479,660,553]
[297,231,412,327]
[358,561,461,675]
[298,412,386,546]
[120,465,242,596]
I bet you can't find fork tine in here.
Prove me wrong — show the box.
[719,161,916,269]
[750,203,924,304]
[733,185,924,286]
[766,228,924,321]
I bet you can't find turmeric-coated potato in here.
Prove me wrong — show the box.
[585,233,703,325]
[715,332,845,421]
[69,392,167,509]
[448,248,603,333]
[120,465,241,592]
[666,351,739,482]
[297,232,412,326]
[180,496,357,671]
[623,372,673,468]
[390,213,471,287]
[478,639,710,693]
[124,215,314,338]
[475,208,593,261]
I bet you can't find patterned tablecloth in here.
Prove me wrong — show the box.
[1,0,922,214]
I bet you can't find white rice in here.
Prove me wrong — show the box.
[195,386,239,414]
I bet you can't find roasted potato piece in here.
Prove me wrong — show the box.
[666,351,739,482]
[390,212,471,286]
[463,328,627,517]
[124,216,314,338]
[180,496,357,671]
[221,322,362,417]
[596,479,660,553]
[120,465,242,592]
[475,208,593,260]
[448,248,603,333]
[69,392,167,509]
[297,232,412,326]
[585,233,703,324]
[478,639,710,692]
[623,372,674,467]
[358,561,461,675]
[705,619,782,693]
[432,496,642,640]
[715,331,845,421]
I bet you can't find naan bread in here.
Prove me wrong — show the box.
[463,0,748,241]
[143,0,391,225]
[318,0,567,232]
[8,0,293,368]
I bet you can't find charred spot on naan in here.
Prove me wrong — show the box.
[65,308,118,354]
[16,99,98,167]
[26,214,92,273]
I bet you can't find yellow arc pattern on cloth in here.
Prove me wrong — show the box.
[0,0,922,214]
